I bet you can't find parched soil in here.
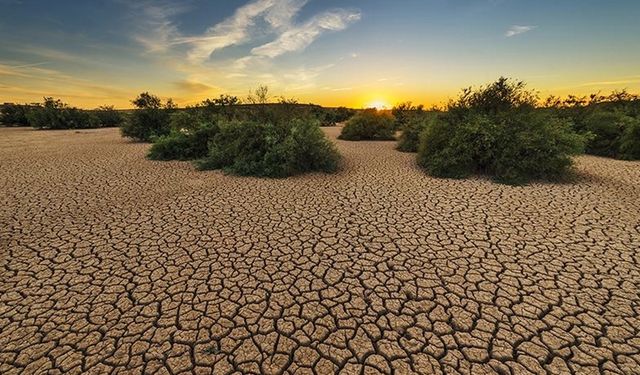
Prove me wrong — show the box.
[1,126,639,375]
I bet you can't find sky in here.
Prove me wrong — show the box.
[1,0,639,109]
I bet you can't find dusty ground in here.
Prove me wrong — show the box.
[1,126,639,375]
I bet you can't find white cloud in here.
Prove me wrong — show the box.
[178,0,307,63]
[251,9,361,58]
[133,0,360,65]
[505,25,536,37]
[132,1,188,52]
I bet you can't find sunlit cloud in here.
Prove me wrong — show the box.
[251,9,361,58]
[576,77,640,87]
[132,1,188,52]
[177,0,308,63]
[173,80,218,93]
[132,0,360,67]
[505,25,536,37]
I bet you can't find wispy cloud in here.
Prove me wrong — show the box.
[251,9,361,58]
[131,1,188,52]
[167,0,307,63]
[505,25,536,37]
[576,77,640,87]
[133,0,360,64]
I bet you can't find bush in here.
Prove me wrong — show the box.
[198,119,340,177]
[148,113,219,161]
[121,92,173,142]
[392,102,424,131]
[397,113,437,152]
[417,78,587,185]
[578,110,640,159]
[619,118,640,160]
[338,109,395,141]
[93,106,124,127]
[0,103,32,126]
[419,111,586,184]
[27,98,101,129]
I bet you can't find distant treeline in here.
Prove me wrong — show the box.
[0,93,355,131]
[0,98,125,129]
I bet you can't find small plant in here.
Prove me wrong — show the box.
[198,119,340,177]
[121,92,174,142]
[338,109,395,141]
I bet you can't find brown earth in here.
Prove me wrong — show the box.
[1,126,639,374]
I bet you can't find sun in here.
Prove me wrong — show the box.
[365,100,390,110]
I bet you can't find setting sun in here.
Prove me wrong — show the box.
[365,100,390,110]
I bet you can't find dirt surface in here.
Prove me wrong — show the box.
[1,126,639,374]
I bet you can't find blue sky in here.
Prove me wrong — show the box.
[1,0,639,108]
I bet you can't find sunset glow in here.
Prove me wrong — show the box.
[1,1,639,108]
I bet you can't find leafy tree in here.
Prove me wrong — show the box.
[392,101,424,130]
[121,92,173,141]
[246,85,270,104]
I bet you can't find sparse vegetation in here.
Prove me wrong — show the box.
[94,106,125,128]
[396,113,438,152]
[2,100,124,129]
[27,98,101,129]
[121,92,174,142]
[147,112,219,161]
[198,118,340,177]
[0,103,33,126]
[338,109,395,141]
[417,78,587,184]
[392,101,424,131]
[544,91,640,160]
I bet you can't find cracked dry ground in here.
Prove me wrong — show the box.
[1,127,640,375]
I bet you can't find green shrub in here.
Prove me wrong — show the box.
[579,110,639,158]
[27,98,101,129]
[619,118,640,160]
[338,109,395,141]
[392,102,424,131]
[93,106,124,127]
[417,78,587,185]
[120,92,173,142]
[418,111,585,184]
[396,113,437,152]
[198,119,340,177]
[0,103,32,126]
[148,114,219,161]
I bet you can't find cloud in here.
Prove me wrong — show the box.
[179,0,308,63]
[173,80,217,93]
[505,25,536,37]
[576,77,640,87]
[251,9,361,58]
[132,0,360,66]
[131,1,189,52]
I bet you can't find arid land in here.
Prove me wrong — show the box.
[1,127,639,374]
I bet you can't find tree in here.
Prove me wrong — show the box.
[247,85,270,104]
[132,92,162,109]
